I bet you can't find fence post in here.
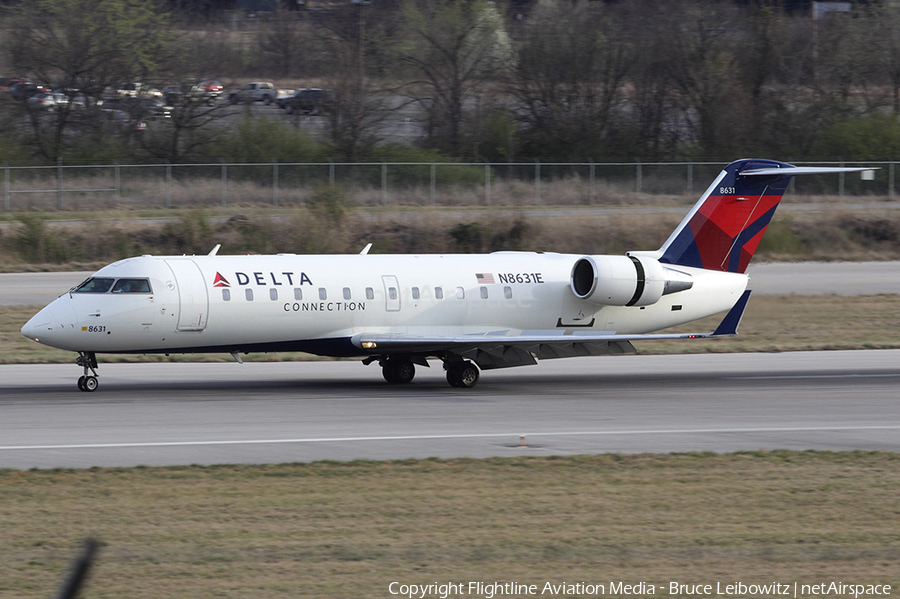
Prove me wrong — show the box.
[165,160,172,209]
[484,159,491,206]
[328,158,335,186]
[221,160,227,208]
[272,158,279,207]
[57,157,63,210]
[534,158,541,205]
[589,158,595,205]
[687,160,693,195]
[381,160,387,206]
[114,160,120,204]
[430,162,436,205]
[839,159,844,198]
[890,160,895,198]
[4,162,8,211]
[635,158,642,194]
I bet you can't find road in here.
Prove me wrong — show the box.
[3,261,900,306]
[1,351,898,469]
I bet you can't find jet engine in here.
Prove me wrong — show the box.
[570,255,693,307]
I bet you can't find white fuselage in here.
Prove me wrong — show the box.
[22,252,748,357]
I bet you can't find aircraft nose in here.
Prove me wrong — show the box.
[21,306,56,343]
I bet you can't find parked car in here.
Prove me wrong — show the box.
[227,82,290,105]
[9,82,50,101]
[193,78,223,104]
[27,92,69,111]
[164,79,223,106]
[104,82,162,102]
[101,108,147,135]
[0,77,28,92]
[278,88,334,115]
[120,96,173,120]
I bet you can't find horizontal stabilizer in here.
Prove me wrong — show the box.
[741,166,877,176]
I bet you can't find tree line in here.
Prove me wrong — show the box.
[3,0,900,165]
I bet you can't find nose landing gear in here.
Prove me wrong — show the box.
[76,352,99,392]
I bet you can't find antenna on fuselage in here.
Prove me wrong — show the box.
[359,243,372,255]
[208,244,221,256]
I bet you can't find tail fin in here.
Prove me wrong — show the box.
[658,159,876,273]
[658,159,793,273]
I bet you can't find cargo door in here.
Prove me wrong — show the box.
[165,259,209,331]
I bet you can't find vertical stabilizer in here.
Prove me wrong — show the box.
[658,159,794,273]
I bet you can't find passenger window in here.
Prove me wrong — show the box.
[294,288,302,300]
[222,288,231,301]
[319,288,327,300]
[74,277,115,293]
[389,287,398,300]
[270,288,278,301]
[435,286,443,299]
[412,287,420,300]
[480,286,488,299]
[456,286,465,299]
[504,286,512,299]
[366,287,374,300]
[111,278,152,293]
[343,287,351,300]
[245,288,254,301]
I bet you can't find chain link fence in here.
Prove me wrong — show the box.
[2,159,892,211]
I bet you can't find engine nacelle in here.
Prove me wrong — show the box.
[570,255,691,307]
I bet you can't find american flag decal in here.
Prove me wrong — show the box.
[476,273,495,284]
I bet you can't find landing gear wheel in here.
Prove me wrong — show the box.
[83,376,99,392]
[75,351,99,392]
[382,358,415,384]
[445,361,480,388]
[446,369,461,387]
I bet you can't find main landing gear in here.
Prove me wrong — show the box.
[381,356,416,384]
[366,355,481,388]
[76,351,99,392]
[444,360,480,388]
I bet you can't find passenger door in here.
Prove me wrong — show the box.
[165,259,209,331]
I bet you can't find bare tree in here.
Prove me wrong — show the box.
[509,0,631,158]
[3,0,176,159]
[392,0,510,155]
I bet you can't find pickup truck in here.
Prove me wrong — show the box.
[228,82,291,105]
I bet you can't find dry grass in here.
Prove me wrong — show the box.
[5,294,900,364]
[1,453,898,598]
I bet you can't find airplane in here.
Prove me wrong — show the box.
[21,158,874,391]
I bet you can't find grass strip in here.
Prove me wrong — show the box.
[1,452,898,597]
[5,294,900,364]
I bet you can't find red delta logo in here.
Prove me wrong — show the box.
[213,272,231,287]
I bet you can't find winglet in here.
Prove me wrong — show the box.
[712,290,751,336]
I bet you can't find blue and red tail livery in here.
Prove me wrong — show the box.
[659,159,795,273]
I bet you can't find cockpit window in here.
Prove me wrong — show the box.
[112,278,152,293]
[74,278,115,293]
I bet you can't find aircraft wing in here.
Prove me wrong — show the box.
[354,291,751,370]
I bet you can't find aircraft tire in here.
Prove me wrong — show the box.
[446,369,461,387]
[77,376,86,392]
[383,358,415,384]
[446,362,479,388]
[456,363,480,388]
[83,375,99,392]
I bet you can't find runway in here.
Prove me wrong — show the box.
[2,350,899,469]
